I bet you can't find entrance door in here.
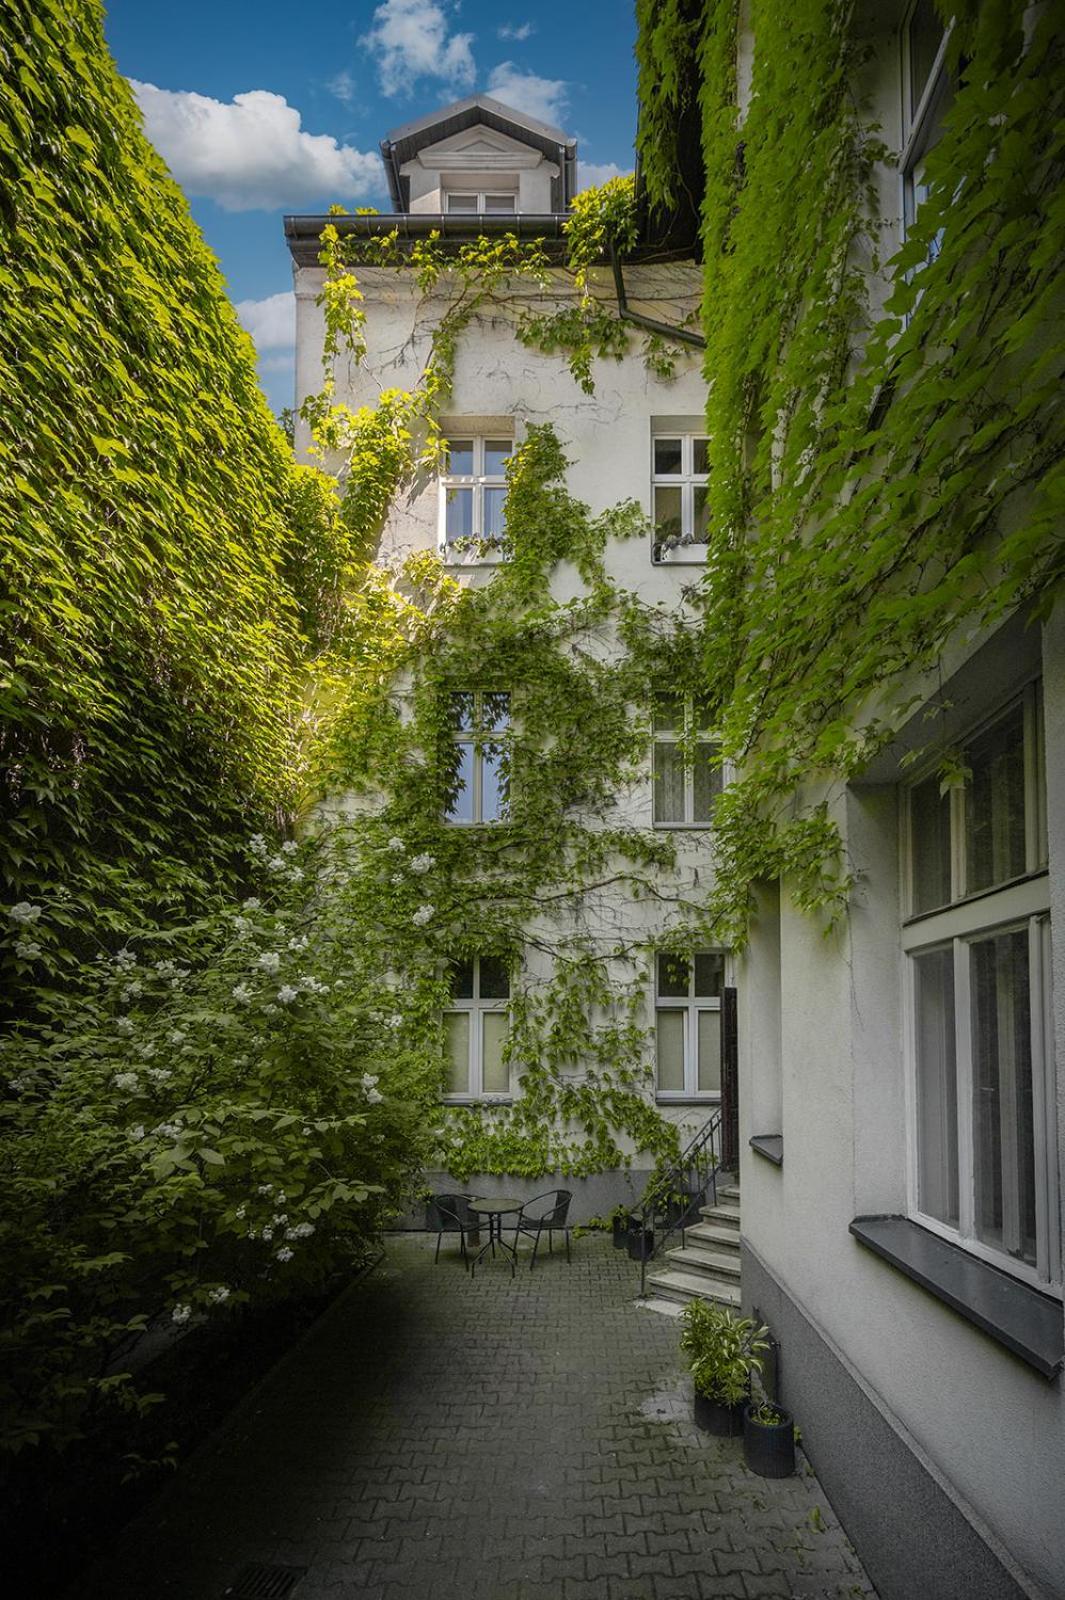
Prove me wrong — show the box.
[720,985,739,1172]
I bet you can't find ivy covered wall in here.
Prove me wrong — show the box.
[0,0,339,1000]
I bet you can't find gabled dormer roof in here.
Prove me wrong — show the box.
[380,94,578,212]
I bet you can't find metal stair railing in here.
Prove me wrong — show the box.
[637,1108,722,1298]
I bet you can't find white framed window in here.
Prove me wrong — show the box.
[652,695,722,827]
[903,684,1060,1293]
[443,955,512,1100]
[655,952,725,1100]
[900,0,953,250]
[440,436,511,561]
[651,433,709,563]
[445,690,510,824]
[445,191,517,215]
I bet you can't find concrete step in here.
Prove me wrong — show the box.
[700,1204,740,1228]
[720,1184,741,1202]
[664,1244,741,1279]
[645,1269,742,1309]
[685,1222,742,1253]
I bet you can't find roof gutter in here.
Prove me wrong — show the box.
[610,245,706,350]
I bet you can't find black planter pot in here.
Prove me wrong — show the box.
[742,1405,796,1477]
[693,1393,746,1436]
[612,1215,632,1249]
[627,1223,654,1261]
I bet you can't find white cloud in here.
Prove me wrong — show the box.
[131,81,382,211]
[361,1,475,99]
[576,161,631,192]
[327,69,357,105]
[236,291,295,352]
[486,62,567,126]
[498,21,534,41]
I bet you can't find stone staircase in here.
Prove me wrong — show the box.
[641,1182,741,1315]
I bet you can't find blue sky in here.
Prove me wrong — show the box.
[103,1,639,415]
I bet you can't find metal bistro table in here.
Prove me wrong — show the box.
[467,1196,523,1277]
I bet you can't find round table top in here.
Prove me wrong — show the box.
[468,1196,522,1214]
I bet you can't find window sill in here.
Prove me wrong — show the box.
[441,547,507,567]
[652,822,714,832]
[749,1134,783,1167]
[653,547,709,566]
[442,1096,514,1106]
[656,1095,721,1106]
[850,1216,1063,1379]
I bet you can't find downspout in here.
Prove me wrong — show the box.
[610,244,706,350]
[380,138,404,213]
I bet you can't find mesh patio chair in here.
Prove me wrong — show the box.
[427,1192,478,1269]
[513,1189,573,1269]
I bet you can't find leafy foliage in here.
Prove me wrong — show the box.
[679,1300,769,1404]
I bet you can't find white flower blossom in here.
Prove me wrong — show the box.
[248,833,267,856]
[147,1067,173,1086]
[256,1184,274,1195]
[280,841,298,855]
[261,1226,274,1242]
[289,934,308,951]
[272,1212,289,1226]
[116,1017,134,1036]
[208,1286,230,1304]
[301,1125,312,1136]
[257,951,281,974]
[231,983,253,1003]
[171,1304,192,1324]
[387,1014,403,1030]
[129,1124,146,1142]
[154,1120,182,1139]
[390,874,403,886]
[387,836,405,853]
[15,940,42,960]
[361,1073,379,1090]
[168,1029,186,1045]
[113,947,137,969]
[277,985,298,1004]
[235,1204,246,1219]
[410,853,435,874]
[246,1226,260,1240]
[411,904,434,927]
[366,1087,384,1104]
[275,1246,294,1262]
[233,916,249,933]
[9,902,42,924]
[155,960,179,978]
[286,1222,315,1240]
[243,897,262,911]
[266,855,286,873]
[264,1004,279,1016]
[121,981,143,1002]
[287,866,304,883]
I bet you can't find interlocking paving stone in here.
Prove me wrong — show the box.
[68,1234,877,1600]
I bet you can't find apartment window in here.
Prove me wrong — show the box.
[904,685,1060,1291]
[900,0,953,246]
[445,690,510,824]
[652,695,721,826]
[655,952,724,1099]
[444,956,511,1099]
[446,192,517,215]
[441,437,511,557]
[651,433,709,562]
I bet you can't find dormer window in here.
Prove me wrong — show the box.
[446,191,517,215]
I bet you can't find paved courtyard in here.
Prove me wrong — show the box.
[72,1233,876,1600]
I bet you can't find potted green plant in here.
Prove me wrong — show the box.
[610,1204,632,1249]
[627,1212,654,1260]
[680,1301,769,1437]
[743,1397,796,1478]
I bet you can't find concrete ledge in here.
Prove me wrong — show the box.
[742,1239,1049,1600]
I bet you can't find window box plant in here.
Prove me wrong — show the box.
[743,1399,796,1478]
[680,1301,769,1437]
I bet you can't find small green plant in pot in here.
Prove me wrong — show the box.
[743,1397,796,1478]
[609,1204,632,1249]
[680,1301,769,1438]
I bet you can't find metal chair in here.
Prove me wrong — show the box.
[427,1193,478,1269]
[514,1189,573,1269]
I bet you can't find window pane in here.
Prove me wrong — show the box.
[910,774,953,914]
[483,487,507,538]
[970,929,1036,1267]
[448,958,475,1000]
[693,953,723,998]
[481,691,510,733]
[484,195,516,214]
[445,486,473,541]
[657,953,690,998]
[692,438,709,475]
[692,741,721,822]
[480,742,509,821]
[445,1012,471,1094]
[653,437,683,475]
[913,947,959,1228]
[478,954,510,999]
[697,1010,721,1092]
[653,485,682,541]
[484,440,511,475]
[656,1009,685,1092]
[447,194,477,214]
[482,1011,510,1092]
[448,691,475,732]
[907,0,946,120]
[653,695,682,733]
[445,742,475,823]
[654,741,686,824]
[693,486,710,542]
[966,704,1026,894]
[446,439,474,474]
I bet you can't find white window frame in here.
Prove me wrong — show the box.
[654,951,726,1102]
[651,432,710,564]
[445,190,517,216]
[902,683,1061,1294]
[442,956,512,1102]
[899,0,953,245]
[439,436,511,564]
[445,690,510,826]
[651,695,722,828]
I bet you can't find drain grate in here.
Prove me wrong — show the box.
[222,1564,308,1598]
